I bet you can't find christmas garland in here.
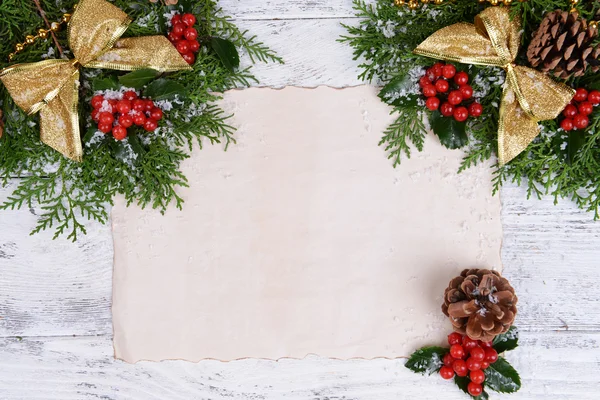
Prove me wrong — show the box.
[0,0,281,240]
[341,0,600,218]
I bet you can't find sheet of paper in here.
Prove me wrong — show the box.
[111,86,502,363]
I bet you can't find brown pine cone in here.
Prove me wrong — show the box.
[527,10,600,79]
[442,268,517,342]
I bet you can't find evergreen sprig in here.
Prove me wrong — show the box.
[0,0,282,240]
[341,0,600,218]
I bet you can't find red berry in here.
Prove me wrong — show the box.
[466,357,482,371]
[172,22,186,36]
[98,123,112,133]
[168,31,182,42]
[425,97,440,110]
[449,344,465,359]
[108,99,118,109]
[132,99,146,112]
[574,88,588,102]
[91,95,104,109]
[112,125,127,141]
[479,341,493,348]
[182,13,196,27]
[561,118,574,131]
[116,100,131,114]
[448,332,463,346]
[574,114,589,129]
[99,112,114,125]
[588,90,600,105]
[443,353,455,367]
[432,63,444,77]
[467,382,483,396]
[144,99,155,112]
[143,118,158,132]
[189,39,200,52]
[459,84,473,100]
[484,348,498,363]
[439,366,455,380]
[454,71,469,86]
[118,114,134,128]
[481,361,490,370]
[442,64,456,79]
[150,107,163,120]
[123,91,137,101]
[468,102,483,117]
[184,27,198,41]
[176,40,190,54]
[453,359,468,377]
[462,336,479,352]
[453,106,468,122]
[435,79,449,93]
[470,346,485,362]
[563,104,578,118]
[422,84,437,97]
[182,52,195,65]
[91,109,100,122]
[440,102,454,117]
[578,101,594,116]
[133,112,147,126]
[419,75,432,87]
[171,14,182,25]
[470,369,485,384]
[448,90,463,106]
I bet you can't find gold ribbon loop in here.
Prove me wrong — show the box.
[0,0,191,162]
[414,7,574,165]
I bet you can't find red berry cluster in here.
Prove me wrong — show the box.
[168,13,199,65]
[91,91,163,140]
[560,88,600,131]
[439,332,499,397]
[419,63,483,122]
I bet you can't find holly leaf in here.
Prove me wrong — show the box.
[492,326,519,353]
[118,69,159,89]
[209,37,240,72]
[127,132,147,159]
[404,346,447,375]
[429,110,468,149]
[484,357,521,393]
[92,77,119,92]
[82,126,99,144]
[378,74,419,107]
[143,78,186,100]
[567,130,586,165]
[454,376,489,400]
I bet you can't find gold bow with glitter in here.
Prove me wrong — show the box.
[0,0,191,161]
[414,7,575,165]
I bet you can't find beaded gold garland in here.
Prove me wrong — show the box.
[393,0,526,9]
[8,11,72,61]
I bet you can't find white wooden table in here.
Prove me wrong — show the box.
[1,1,599,398]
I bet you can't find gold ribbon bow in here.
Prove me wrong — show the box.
[0,0,191,161]
[414,7,575,165]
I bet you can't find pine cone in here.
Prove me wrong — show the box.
[527,10,600,79]
[442,269,517,342]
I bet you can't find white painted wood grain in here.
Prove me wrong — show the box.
[220,0,357,19]
[0,332,598,399]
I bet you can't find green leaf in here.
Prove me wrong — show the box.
[492,326,519,353]
[143,78,186,100]
[118,69,159,89]
[485,357,521,393]
[82,126,99,144]
[404,346,447,375]
[378,74,419,107]
[567,131,586,165]
[209,37,240,72]
[127,132,147,160]
[454,376,489,400]
[92,77,119,92]
[429,110,468,149]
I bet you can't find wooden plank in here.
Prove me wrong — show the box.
[220,0,357,19]
[0,332,597,399]
[0,182,113,338]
